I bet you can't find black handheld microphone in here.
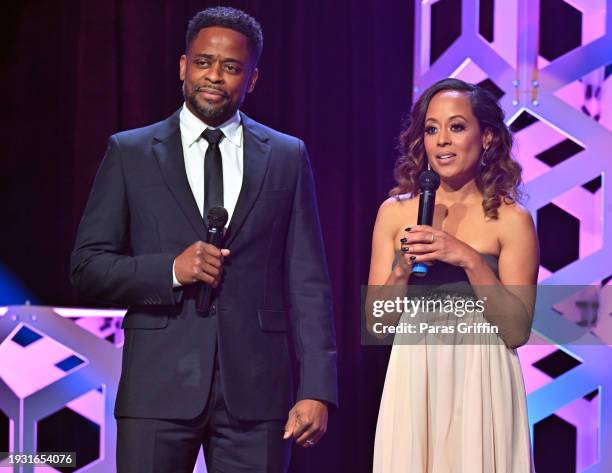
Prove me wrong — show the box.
[411,169,440,277]
[196,206,228,313]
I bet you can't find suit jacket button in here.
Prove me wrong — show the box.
[209,304,216,315]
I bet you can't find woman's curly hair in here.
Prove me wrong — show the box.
[391,78,523,219]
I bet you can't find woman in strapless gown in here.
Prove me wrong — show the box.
[369,79,539,473]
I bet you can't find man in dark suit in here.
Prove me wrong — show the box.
[70,7,337,473]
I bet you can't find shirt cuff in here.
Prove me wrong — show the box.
[172,259,182,288]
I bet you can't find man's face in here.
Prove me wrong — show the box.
[180,26,259,126]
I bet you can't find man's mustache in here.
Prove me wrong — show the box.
[193,85,228,97]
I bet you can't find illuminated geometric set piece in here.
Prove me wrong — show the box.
[0,306,208,473]
[520,338,600,471]
[413,1,612,471]
[0,306,122,472]
[0,323,87,399]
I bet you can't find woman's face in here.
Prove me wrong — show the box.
[423,90,490,183]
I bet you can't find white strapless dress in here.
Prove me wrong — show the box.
[373,255,534,473]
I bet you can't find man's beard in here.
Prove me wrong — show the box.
[183,83,235,124]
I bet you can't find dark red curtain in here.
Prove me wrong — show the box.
[2,1,414,471]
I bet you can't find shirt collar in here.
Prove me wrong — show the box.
[179,103,243,148]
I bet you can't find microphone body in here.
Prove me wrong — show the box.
[196,207,228,313]
[412,170,440,277]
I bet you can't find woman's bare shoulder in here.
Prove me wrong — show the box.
[379,193,418,210]
[495,201,536,246]
[375,195,418,242]
[496,201,534,226]
[377,194,417,220]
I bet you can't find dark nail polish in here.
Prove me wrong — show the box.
[409,255,416,261]
[401,246,409,253]
[405,227,412,231]
[400,238,407,243]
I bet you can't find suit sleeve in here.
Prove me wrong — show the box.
[70,135,177,307]
[285,140,339,407]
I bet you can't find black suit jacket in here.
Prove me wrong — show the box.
[70,110,338,421]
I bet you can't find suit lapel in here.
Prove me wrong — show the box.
[224,113,271,247]
[153,111,207,241]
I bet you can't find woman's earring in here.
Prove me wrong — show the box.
[427,160,432,171]
[481,147,490,166]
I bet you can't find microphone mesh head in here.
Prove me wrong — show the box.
[207,207,228,227]
[418,169,440,191]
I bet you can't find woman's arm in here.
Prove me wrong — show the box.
[366,198,414,334]
[368,198,412,286]
[463,205,539,347]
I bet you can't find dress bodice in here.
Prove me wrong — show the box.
[392,252,499,297]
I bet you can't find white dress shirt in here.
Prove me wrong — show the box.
[172,103,244,287]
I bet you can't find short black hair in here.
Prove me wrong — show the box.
[186,6,263,65]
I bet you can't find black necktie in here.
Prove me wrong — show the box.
[202,128,225,220]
